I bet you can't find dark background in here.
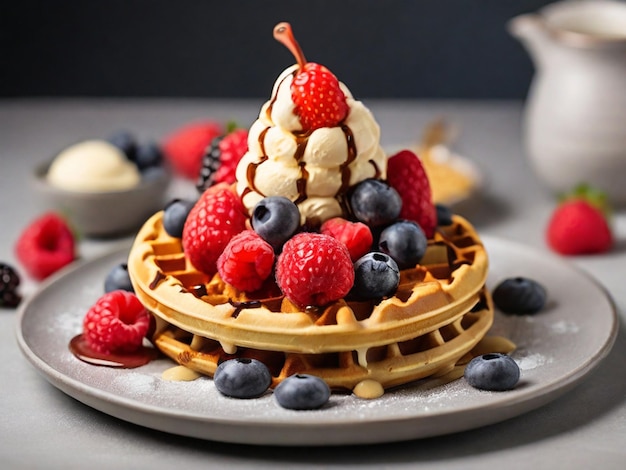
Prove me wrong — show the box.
[1,0,552,100]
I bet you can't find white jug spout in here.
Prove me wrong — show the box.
[507,13,553,68]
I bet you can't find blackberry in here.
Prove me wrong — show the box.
[0,263,22,309]
[196,135,224,193]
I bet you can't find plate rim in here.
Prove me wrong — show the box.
[14,237,619,445]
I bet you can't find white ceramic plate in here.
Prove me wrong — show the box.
[16,237,617,446]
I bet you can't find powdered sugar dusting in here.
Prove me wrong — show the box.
[550,320,579,335]
[515,352,553,371]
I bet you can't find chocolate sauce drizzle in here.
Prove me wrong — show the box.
[336,124,357,196]
[69,334,159,369]
[149,271,166,290]
[229,299,263,318]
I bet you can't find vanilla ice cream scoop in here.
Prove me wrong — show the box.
[47,140,141,192]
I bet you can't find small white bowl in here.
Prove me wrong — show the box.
[33,161,171,238]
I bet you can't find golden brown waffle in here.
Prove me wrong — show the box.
[128,212,493,392]
[152,291,492,392]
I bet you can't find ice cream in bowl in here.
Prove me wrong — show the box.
[33,132,170,238]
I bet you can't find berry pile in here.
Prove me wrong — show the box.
[164,147,438,310]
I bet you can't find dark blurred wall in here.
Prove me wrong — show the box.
[1,0,552,99]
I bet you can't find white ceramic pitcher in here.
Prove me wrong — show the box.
[509,0,626,205]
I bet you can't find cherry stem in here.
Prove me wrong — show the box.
[273,22,307,69]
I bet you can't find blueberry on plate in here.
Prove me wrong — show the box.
[251,196,300,250]
[350,252,400,300]
[274,374,331,410]
[349,179,402,227]
[378,220,427,269]
[464,353,520,391]
[492,277,547,315]
[162,199,195,238]
[214,358,272,399]
[104,263,134,293]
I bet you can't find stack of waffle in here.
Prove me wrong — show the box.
[128,212,493,394]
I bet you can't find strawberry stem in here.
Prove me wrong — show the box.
[273,22,307,69]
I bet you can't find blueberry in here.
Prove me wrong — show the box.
[350,252,400,300]
[134,141,163,170]
[251,196,300,250]
[464,353,520,391]
[349,179,402,227]
[162,199,195,238]
[107,130,137,160]
[104,263,134,293]
[214,358,272,399]
[274,374,331,410]
[492,277,547,315]
[378,220,427,269]
[436,204,454,226]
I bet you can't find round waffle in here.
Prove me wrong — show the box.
[128,212,493,392]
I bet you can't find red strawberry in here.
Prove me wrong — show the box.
[387,150,437,238]
[83,290,152,354]
[546,186,613,255]
[217,230,275,292]
[182,186,248,276]
[274,22,348,131]
[162,121,223,180]
[197,127,249,193]
[320,217,373,262]
[15,212,75,280]
[275,233,354,308]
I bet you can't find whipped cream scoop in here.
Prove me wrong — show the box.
[235,63,387,224]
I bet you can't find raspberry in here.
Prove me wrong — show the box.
[15,212,75,280]
[387,150,437,238]
[275,233,354,308]
[182,186,248,276]
[83,290,152,354]
[162,121,223,180]
[273,22,348,131]
[217,230,275,292]
[320,217,373,262]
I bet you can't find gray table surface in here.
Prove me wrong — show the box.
[1,99,624,469]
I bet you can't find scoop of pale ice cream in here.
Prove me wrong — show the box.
[236,64,387,225]
[47,140,141,192]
